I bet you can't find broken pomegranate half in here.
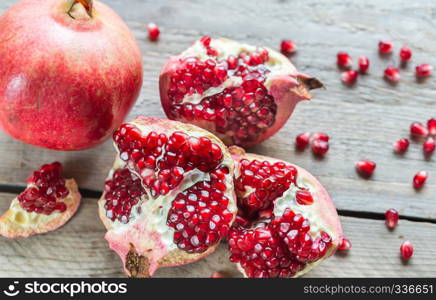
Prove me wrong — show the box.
[98,117,237,277]
[0,162,81,238]
[159,37,323,147]
[227,146,343,278]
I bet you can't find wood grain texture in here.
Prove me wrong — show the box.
[0,194,434,278]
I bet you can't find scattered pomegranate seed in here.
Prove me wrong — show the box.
[355,160,376,177]
[384,66,400,83]
[423,137,435,156]
[385,209,399,229]
[310,133,330,156]
[416,64,433,78]
[410,122,428,137]
[341,70,358,84]
[147,23,160,41]
[295,132,311,150]
[399,46,412,62]
[311,132,330,142]
[428,118,436,136]
[211,272,227,278]
[338,237,351,251]
[400,240,414,260]
[393,138,410,154]
[378,40,393,54]
[337,52,352,69]
[280,40,296,54]
[358,56,369,73]
[295,189,314,205]
[413,170,428,190]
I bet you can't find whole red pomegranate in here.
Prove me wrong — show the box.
[159,37,322,147]
[98,117,237,277]
[228,146,342,277]
[0,0,143,150]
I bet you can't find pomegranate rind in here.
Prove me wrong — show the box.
[159,37,322,147]
[0,179,81,238]
[98,117,237,277]
[229,146,343,278]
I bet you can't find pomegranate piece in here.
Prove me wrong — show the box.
[337,237,352,251]
[385,209,399,229]
[384,66,400,83]
[0,162,81,238]
[393,138,410,154]
[416,64,433,78]
[410,122,428,137]
[355,160,376,177]
[378,40,393,54]
[423,137,435,156]
[427,118,436,136]
[280,40,297,54]
[400,240,413,260]
[341,70,358,84]
[159,37,322,147]
[147,23,160,41]
[98,117,237,277]
[337,52,352,69]
[295,132,311,150]
[358,56,370,73]
[399,46,412,62]
[228,146,343,278]
[413,170,428,190]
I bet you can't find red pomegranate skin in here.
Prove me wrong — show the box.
[0,0,143,150]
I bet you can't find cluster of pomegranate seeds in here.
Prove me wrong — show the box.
[355,160,376,178]
[18,162,69,214]
[280,40,296,54]
[399,46,412,62]
[200,35,218,56]
[413,170,428,190]
[358,56,370,73]
[228,208,332,278]
[337,53,367,84]
[400,240,414,260]
[167,37,276,145]
[147,23,160,41]
[337,237,352,251]
[408,118,436,157]
[385,209,399,229]
[113,124,224,197]
[337,52,352,69]
[378,40,393,54]
[384,66,400,83]
[104,168,145,223]
[393,138,410,154]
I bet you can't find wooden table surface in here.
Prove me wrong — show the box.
[0,0,435,277]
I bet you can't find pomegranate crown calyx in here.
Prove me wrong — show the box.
[68,0,94,19]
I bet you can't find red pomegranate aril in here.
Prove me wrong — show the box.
[410,122,428,137]
[393,138,410,154]
[295,132,311,150]
[378,40,393,54]
[385,209,399,229]
[358,56,369,73]
[280,40,296,54]
[337,237,351,251]
[311,132,329,142]
[423,137,435,156]
[337,52,352,69]
[311,139,329,156]
[428,118,436,136]
[416,64,433,78]
[384,67,400,83]
[399,46,412,62]
[413,170,428,189]
[400,240,413,260]
[341,70,358,84]
[147,23,160,41]
[295,189,314,205]
[355,160,376,177]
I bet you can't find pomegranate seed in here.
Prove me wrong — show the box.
[378,40,393,54]
[413,170,428,189]
[423,137,435,156]
[147,23,160,41]
[280,40,296,54]
[311,139,329,156]
[200,35,211,47]
[337,237,351,251]
[384,67,400,83]
[393,138,409,153]
[385,209,399,229]
[427,118,436,136]
[295,189,314,205]
[337,52,352,69]
[400,240,413,260]
[355,160,376,177]
[295,132,311,150]
[211,272,227,278]
[341,70,358,84]
[410,122,428,137]
[311,132,329,142]
[399,46,412,62]
[416,64,433,78]
[358,56,369,73]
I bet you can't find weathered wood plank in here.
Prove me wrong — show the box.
[0,193,434,277]
[0,0,435,220]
